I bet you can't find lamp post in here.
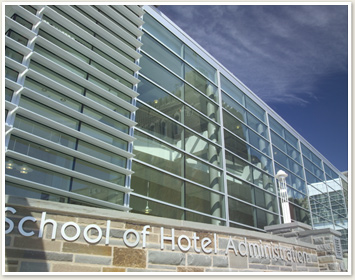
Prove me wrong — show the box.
[275,170,291,224]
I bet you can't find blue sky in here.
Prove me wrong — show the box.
[159,4,349,173]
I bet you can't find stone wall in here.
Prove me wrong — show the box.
[265,222,347,272]
[5,196,320,273]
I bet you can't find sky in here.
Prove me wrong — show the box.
[158,4,349,173]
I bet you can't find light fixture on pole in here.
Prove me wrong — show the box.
[275,170,291,224]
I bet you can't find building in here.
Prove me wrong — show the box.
[4,4,349,273]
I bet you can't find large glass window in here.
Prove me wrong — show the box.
[185,64,218,102]
[5,47,24,63]
[185,156,223,192]
[5,88,14,102]
[142,12,183,57]
[184,45,217,84]
[136,102,183,149]
[133,130,184,177]
[139,55,184,99]
[74,158,125,185]
[8,136,73,169]
[71,178,125,205]
[245,96,265,123]
[24,77,82,112]
[6,181,66,203]
[131,161,184,207]
[221,75,245,105]
[19,96,79,129]
[5,67,19,82]
[5,157,71,190]
[141,33,184,78]
[14,115,77,149]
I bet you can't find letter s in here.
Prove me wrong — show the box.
[5,207,16,234]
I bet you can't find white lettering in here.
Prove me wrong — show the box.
[178,235,191,252]
[18,216,37,237]
[238,237,248,256]
[5,207,16,234]
[39,212,57,240]
[84,224,102,244]
[141,225,150,248]
[225,237,238,255]
[61,222,80,242]
[160,227,175,251]
[105,220,111,245]
[201,237,212,254]
[123,229,140,247]
[192,233,200,253]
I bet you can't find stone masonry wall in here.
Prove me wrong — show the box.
[5,196,319,273]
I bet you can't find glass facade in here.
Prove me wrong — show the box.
[4,5,348,251]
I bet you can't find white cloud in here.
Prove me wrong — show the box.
[159,5,348,106]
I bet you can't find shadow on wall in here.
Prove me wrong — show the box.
[5,195,49,272]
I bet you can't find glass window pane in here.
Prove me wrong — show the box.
[256,208,278,228]
[38,29,90,63]
[85,90,130,118]
[223,111,247,141]
[136,102,183,149]
[83,106,129,134]
[90,60,132,89]
[71,178,124,205]
[185,106,219,143]
[5,47,24,63]
[34,44,87,78]
[133,130,184,176]
[74,159,125,185]
[24,77,82,112]
[80,123,127,151]
[254,188,278,213]
[14,115,77,149]
[224,130,248,160]
[225,151,251,183]
[248,129,270,156]
[139,55,184,99]
[28,61,85,94]
[222,92,246,122]
[221,75,245,105]
[185,84,218,122]
[8,136,74,169]
[185,64,218,102]
[5,88,14,102]
[228,198,254,227]
[247,112,268,139]
[5,67,18,82]
[19,96,79,129]
[5,157,71,190]
[130,195,184,220]
[131,162,183,207]
[185,156,223,192]
[250,147,273,174]
[245,96,265,123]
[227,175,253,204]
[185,129,221,167]
[77,140,126,167]
[184,45,217,84]
[87,75,131,103]
[285,130,298,149]
[12,14,32,29]
[142,13,183,57]
[269,116,284,137]
[186,182,224,217]
[141,33,184,77]
[6,29,28,46]
[136,77,184,123]
[6,181,65,202]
